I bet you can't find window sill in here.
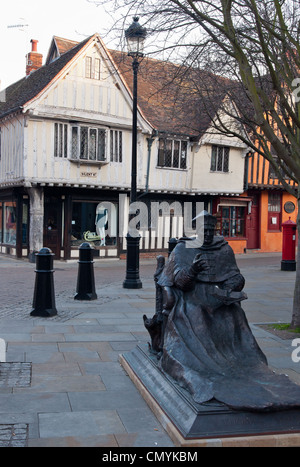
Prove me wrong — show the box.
[68,158,109,166]
[156,166,187,171]
[224,236,247,241]
[210,170,230,174]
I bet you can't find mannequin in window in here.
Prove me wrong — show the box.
[95,205,108,246]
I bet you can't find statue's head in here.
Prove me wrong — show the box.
[193,211,217,246]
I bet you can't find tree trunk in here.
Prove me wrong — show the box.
[291,193,300,328]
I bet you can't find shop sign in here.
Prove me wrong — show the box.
[80,172,97,178]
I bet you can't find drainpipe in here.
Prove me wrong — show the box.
[145,137,154,194]
[244,150,253,191]
[138,135,155,199]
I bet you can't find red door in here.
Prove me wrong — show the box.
[246,195,260,249]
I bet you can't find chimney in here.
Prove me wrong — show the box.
[26,39,43,76]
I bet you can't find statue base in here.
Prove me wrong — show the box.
[120,345,300,447]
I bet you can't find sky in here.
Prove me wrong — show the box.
[0,0,120,89]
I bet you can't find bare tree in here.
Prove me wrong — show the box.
[91,0,300,327]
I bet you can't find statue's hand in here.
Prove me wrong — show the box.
[190,254,209,275]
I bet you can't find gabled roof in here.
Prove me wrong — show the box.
[110,50,228,138]
[46,36,80,65]
[0,33,228,139]
[0,36,91,119]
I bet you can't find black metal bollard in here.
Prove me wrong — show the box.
[31,248,58,317]
[74,243,97,301]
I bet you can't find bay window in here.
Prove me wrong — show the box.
[70,125,107,162]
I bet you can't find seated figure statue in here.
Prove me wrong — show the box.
[145,211,300,412]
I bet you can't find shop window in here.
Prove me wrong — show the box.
[157,138,187,169]
[268,192,281,231]
[216,206,245,238]
[22,201,29,246]
[71,201,117,248]
[211,145,230,173]
[3,202,17,246]
[71,125,107,162]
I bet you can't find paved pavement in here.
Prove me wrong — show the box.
[0,252,299,447]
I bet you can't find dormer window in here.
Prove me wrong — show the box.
[157,138,187,169]
[211,145,230,173]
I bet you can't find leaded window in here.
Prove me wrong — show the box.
[85,56,101,80]
[54,123,68,158]
[157,138,187,169]
[110,130,123,162]
[71,125,107,162]
[85,57,92,79]
[211,145,230,172]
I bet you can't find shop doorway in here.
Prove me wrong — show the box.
[246,195,260,249]
[44,198,62,259]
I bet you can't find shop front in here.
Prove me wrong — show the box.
[69,196,119,259]
[0,190,29,258]
[41,189,121,260]
[213,196,252,254]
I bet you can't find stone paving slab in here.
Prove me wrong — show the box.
[0,254,299,447]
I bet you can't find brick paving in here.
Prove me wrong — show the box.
[0,424,28,447]
[0,363,31,388]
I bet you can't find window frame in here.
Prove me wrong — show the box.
[216,206,246,238]
[85,56,92,79]
[85,56,101,80]
[94,58,101,80]
[71,124,108,163]
[54,123,68,158]
[157,138,187,169]
[110,130,123,163]
[54,123,122,164]
[267,192,282,231]
[211,145,230,173]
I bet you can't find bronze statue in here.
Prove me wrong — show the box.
[144,211,300,412]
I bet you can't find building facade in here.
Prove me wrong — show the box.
[0,34,257,260]
[243,151,297,253]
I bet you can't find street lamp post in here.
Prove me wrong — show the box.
[123,17,147,289]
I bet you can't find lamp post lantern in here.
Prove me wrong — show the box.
[123,17,147,289]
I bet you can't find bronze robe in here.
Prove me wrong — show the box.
[158,237,300,411]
